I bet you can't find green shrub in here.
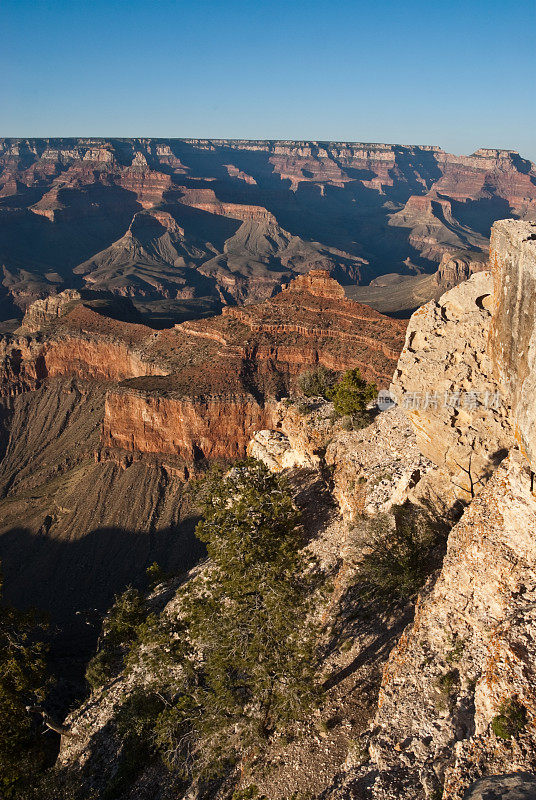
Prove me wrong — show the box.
[231,786,261,800]
[491,697,527,740]
[85,648,117,693]
[86,587,146,691]
[297,365,337,398]
[103,690,167,799]
[437,670,459,697]
[446,636,466,665]
[357,504,448,601]
[0,575,49,798]
[146,561,171,589]
[329,369,377,419]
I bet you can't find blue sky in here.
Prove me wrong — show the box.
[1,0,535,160]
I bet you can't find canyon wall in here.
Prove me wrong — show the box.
[0,270,404,465]
[41,219,536,799]
[102,389,275,462]
[1,138,534,319]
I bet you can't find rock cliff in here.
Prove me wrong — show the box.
[5,214,536,799]
[390,271,513,496]
[334,219,536,799]
[489,220,536,469]
[351,452,536,800]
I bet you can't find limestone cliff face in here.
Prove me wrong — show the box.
[489,220,536,469]
[342,220,536,799]
[391,271,513,497]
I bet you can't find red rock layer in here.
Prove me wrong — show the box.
[102,391,275,460]
[0,271,406,462]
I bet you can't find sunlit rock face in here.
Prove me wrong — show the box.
[489,219,536,470]
[390,271,513,498]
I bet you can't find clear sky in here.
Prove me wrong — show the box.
[1,0,535,161]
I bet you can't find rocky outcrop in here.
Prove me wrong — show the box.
[435,251,488,291]
[329,220,536,799]
[247,427,320,471]
[489,220,536,469]
[324,407,443,519]
[249,400,449,521]
[391,271,513,497]
[18,288,82,332]
[358,452,536,800]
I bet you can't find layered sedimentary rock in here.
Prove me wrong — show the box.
[434,251,488,291]
[26,218,536,800]
[1,138,534,318]
[0,271,404,464]
[100,271,404,461]
[0,269,402,655]
[102,390,275,462]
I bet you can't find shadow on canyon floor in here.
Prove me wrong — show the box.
[0,522,206,711]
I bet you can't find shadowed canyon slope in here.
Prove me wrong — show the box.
[1,138,535,321]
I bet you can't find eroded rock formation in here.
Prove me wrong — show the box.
[0,270,402,463]
[1,138,534,318]
[390,271,513,496]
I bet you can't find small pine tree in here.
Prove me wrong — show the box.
[158,459,322,777]
[328,369,377,418]
[86,587,146,691]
